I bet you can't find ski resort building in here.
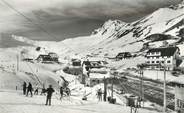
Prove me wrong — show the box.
[145,46,181,70]
[71,59,81,66]
[48,52,59,62]
[81,60,109,86]
[36,53,59,63]
[115,52,132,60]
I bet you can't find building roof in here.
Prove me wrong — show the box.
[48,52,57,54]
[36,55,51,60]
[147,47,179,56]
[38,54,50,57]
[90,73,110,79]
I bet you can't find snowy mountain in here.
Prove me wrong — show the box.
[3,0,184,70]
[86,2,184,56]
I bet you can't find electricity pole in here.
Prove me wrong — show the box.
[140,69,144,107]
[104,77,107,101]
[110,68,116,99]
[111,74,114,98]
[163,59,167,113]
[16,54,19,74]
[137,63,146,107]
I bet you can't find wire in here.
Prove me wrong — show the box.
[0,0,76,53]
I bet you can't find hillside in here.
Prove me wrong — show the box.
[0,47,64,89]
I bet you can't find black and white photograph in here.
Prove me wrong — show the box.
[0,0,184,113]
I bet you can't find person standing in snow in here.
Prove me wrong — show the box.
[97,88,102,101]
[60,86,63,100]
[27,82,33,97]
[34,84,39,95]
[40,84,46,95]
[23,82,27,95]
[45,85,55,106]
[65,87,71,96]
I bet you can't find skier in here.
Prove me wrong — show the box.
[97,88,102,101]
[34,84,39,95]
[65,87,71,96]
[45,85,55,106]
[65,87,71,101]
[23,82,27,95]
[60,86,63,100]
[40,84,46,95]
[27,82,33,97]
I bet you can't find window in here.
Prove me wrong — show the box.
[152,61,155,63]
[161,61,164,63]
[156,52,159,54]
[147,57,150,59]
[167,60,171,63]
[156,56,159,59]
[147,61,150,64]
[151,66,155,69]
[156,61,159,63]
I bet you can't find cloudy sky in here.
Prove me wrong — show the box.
[0,0,181,41]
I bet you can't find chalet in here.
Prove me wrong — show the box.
[48,52,59,62]
[71,59,81,66]
[90,61,105,68]
[145,46,182,70]
[116,52,132,60]
[82,60,107,69]
[36,53,59,63]
[81,59,109,86]
[36,55,52,62]
[80,68,110,87]
[36,52,59,62]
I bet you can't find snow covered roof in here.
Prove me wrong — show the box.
[90,73,111,79]
[37,54,50,58]
[147,46,179,56]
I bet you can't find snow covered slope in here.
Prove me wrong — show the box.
[0,47,64,90]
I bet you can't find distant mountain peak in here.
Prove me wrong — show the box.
[91,19,128,36]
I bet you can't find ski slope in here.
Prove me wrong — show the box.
[0,89,159,113]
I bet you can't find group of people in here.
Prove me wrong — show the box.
[23,82,40,96]
[23,82,34,97]
[22,82,71,106]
